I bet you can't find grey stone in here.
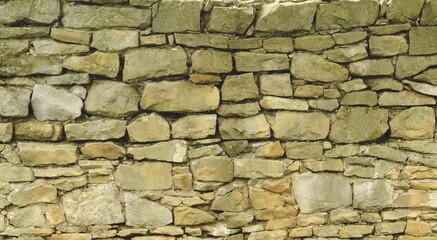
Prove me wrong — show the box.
[0,40,29,56]
[369,35,408,57]
[291,53,349,82]
[64,119,126,141]
[308,99,339,112]
[0,86,31,117]
[263,38,294,53]
[0,55,62,77]
[414,68,437,86]
[0,0,60,24]
[0,165,34,182]
[360,145,407,162]
[222,73,259,102]
[174,33,229,49]
[218,114,271,140]
[50,28,91,45]
[153,0,203,33]
[32,39,89,56]
[260,96,308,111]
[217,103,261,117]
[369,23,412,35]
[91,29,139,51]
[285,142,323,160]
[127,140,188,163]
[353,180,394,210]
[234,52,289,72]
[365,78,404,91]
[272,111,330,141]
[125,192,172,227]
[259,73,292,97]
[115,163,172,190]
[396,55,437,79]
[45,73,90,85]
[341,91,378,106]
[8,181,57,207]
[403,80,437,96]
[208,7,254,34]
[349,59,394,76]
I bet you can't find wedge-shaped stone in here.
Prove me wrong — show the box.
[208,7,254,34]
[32,39,89,56]
[172,114,217,139]
[63,51,119,78]
[125,192,172,227]
[326,45,368,63]
[387,0,425,22]
[349,59,394,76]
[234,159,283,179]
[316,0,379,30]
[272,111,330,140]
[212,189,250,212]
[115,163,172,190]
[221,73,259,102]
[260,96,308,111]
[0,55,62,77]
[48,176,87,192]
[64,119,126,141]
[191,50,232,73]
[360,145,407,162]
[141,81,219,112]
[329,107,389,143]
[62,5,151,28]
[174,207,215,226]
[396,55,437,79]
[325,144,359,158]
[333,31,368,45]
[128,140,188,163]
[409,27,437,55]
[234,52,289,72]
[259,73,293,97]
[390,107,436,140]
[0,165,33,182]
[365,78,404,91]
[379,91,436,106]
[0,40,29,56]
[31,84,83,121]
[255,2,317,32]
[285,142,323,160]
[190,156,233,182]
[62,183,124,225]
[0,123,12,143]
[354,179,394,210]
[394,191,437,208]
[0,86,31,117]
[293,174,352,213]
[91,29,138,52]
[50,28,91,45]
[369,35,408,57]
[414,68,437,86]
[218,114,271,140]
[127,113,170,142]
[402,166,437,179]
[291,53,349,82]
[0,0,60,24]
[33,167,84,178]
[421,0,437,25]
[369,23,412,35]
[0,27,49,39]
[85,81,140,118]
[8,181,57,207]
[81,142,125,160]
[17,142,77,166]
[249,187,284,210]
[294,35,334,52]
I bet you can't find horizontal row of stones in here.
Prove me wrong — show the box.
[1,0,437,32]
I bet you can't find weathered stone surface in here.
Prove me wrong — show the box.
[51,234,91,240]
[217,103,261,117]
[0,165,34,182]
[316,0,379,30]
[8,205,46,228]
[115,163,172,190]
[291,53,349,82]
[294,35,334,52]
[125,192,172,227]
[285,142,323,160]
[308,99,339,111]
[387,0,425,22]
[219,114,271,140]
[378,91,436,106]
[32,39,89,56]
[63,52,119,78]
[0,40,29,56]
[409,27,437,55]
[339,225,374,238]
[218,211,253,227]
[141,81,219,112]
[329,107,389,143]
[260,96,308,111]
[248,230,287,240]
[333,31,368,45]
[259,73,292,97]
[234,52,289,72]
[414,68,437,85]
[127,113,170,142]
[0,122,12,141]
[389,107,436,140]
[190,156,233,182]
[153,0,202,33]
[255,2,317,32]
[172,114,216,139]
[45,73,90,85]
[353,180,394,210]
[191,50,232,74]
[17,142,77,166]
[140,34,167,46]
[272,111,330,141]
[208,7,254,34]
[330,208,360,224]
[405,220,432,236]
[369,35,408,56]
[64,119,126,141]
[0,0,60,24]
[295,85,323,97]
[349,59,394,76]
[369,23,412,35]
[81,142,125,160]
[375,222,407,235]
[190,73,221,84]
[128,140,188,163]
[85,81,140,118]
[62,5,151,29]
[234,159,283,179]
[399,141,437,154]
[326,45,368,63]
[421,0,437,25]
[62,183,124,225]
[249,187,284,210]
[0,86,31,117]
[124,47,187,81]
[32,167,84,178]
[263,38,294,53]
[396,55,437,79]
[229,38,261,50]
[360,145,407,162]
[174,33,229,49]
[0,27,49,39]
[293,174,352,213]
[0,55,62,77]
[341,91,377,106]
[255,141,284,159]
[174,207,215,226]
[8,181,57,207]
[222,73,259,102]
[92,29,138,51]
[50,28,91,45]
[365,78,404,91]
[304,160,344,172]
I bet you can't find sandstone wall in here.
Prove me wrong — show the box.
[0,0,437,239]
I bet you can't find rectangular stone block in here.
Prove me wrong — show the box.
[234,158,283,179]
[17,142,78,166]
[409,27,437,55]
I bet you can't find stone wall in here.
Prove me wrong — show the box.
[0,0,437,239]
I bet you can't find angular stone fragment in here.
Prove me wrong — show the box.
[316,0,379,30]
[174,33,229,49]
[234,159,283,179]
[272,111,330,141]
[421,0,437,25]
[33,167,84,178]
[333,31,368,45]
[153,0,203,33]
[404,80,437,97]
[255,2,317,32]
[218,114,271,140]
[329,107,389,143]
[62,5,151,29]
[353,180,394,210]
[48,175,87,191]
[378,91,436,106]
[294,35,334,52]
[409,27,437,55]
[51,234,91,240]
[0,27,49,39]
[115,163,172,190]
[217,103,261,117]
[174,207,215,226]
[128,140,188,163]
[191,50,232,73]
[8,205,46,228]
[341,91,377,106]
[141,81,219,112]
[0,165,33,182]
[64,119,126,141]
[250,187,284,210]
[0,0,60,24]
[339,225,374,238]
[0,55,62,77]
[387,0,425,22]
[330,209,360,224]
[326,45,368,63]
[396,55,437,79]
[248,231,287,240]
[190,73,221,84]
[285,142,323,160]
[50,28,91,45]
[15,121,62,141]
[172,114,216,139]
[369,35,408,56]
[18,142,77,166]
[92,29,139,52]
[294,85,324,98]
[62,183,124,225]
[263,38,294,53]
[369,23,412,35]
[85,81,140,118]
[414,68,437,86]
[390,107,436,140]
[45,73,90,85]
[260,96,308,111]
[140,34,167,46]
[218,211,253,227]
[222,73,259,102]
[63,51,119,78]
[0,123,11,143]
[81,142,125,160]
[304,160,344,172]
[8,181,57,207]
[259,73,292,97]
[291,53,349,82]
[399,141,437,154]
[0,86,31,117]
[125,192,172,227]
[208,7,254,34]
[256,141,284,159]
[127,113,170,142]
[375,222,407,235]
[32,39,89,56]
[234,52,289,72]
[190,156,233,182]
[0,40,29,56]
[293,174,352,213]
[230,39,262,51]
[308,99,339,112]
[360,145,407,162]
[349,59,394,76]
[365,78,403,91]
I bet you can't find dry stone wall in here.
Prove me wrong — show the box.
[0,0,437,239]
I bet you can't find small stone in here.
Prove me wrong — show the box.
[51,234,91,240]
[188,145,223,159]
[0,55,62,77]
[304,159,344,172]
[191,50,232,73]
[359,145,407,162]
[326,45,368,63]
[208,7,254,34]
[291,53,349,82]
[8,205,46,228]
[81,142,125,160]
[338,79,368,92]
[369,35,408,56]
[17,142,77,166]
[378,91,436,106]
[294,85,324,98]
[375,222,406,235]
[285,142,323,160]
[248,230,287,240]
[219,114,271,140]
[127,113,170,142]
[115,163,172,190]
[172,114,216,139]
[387,0,425,22]
[152,226,183,236]
[272,111,330,140]
[365,78,404,91]
[259,73,292,97]
[369,23,412,35]
[325,144,359,158]
[45,73,90,85]
[353,180,394,210]
[50,28,91,45]
[341,91,377,106]
[211,189,250,212]
[409,27,437,55]
[399,141,437,154]
[228,38,262,50]
[330,209,360,224]
[294,35,334,52]
[46,205,65,225]
[174,207,215,226]
[218,211,254,228]
[48,176,87,191]
[405,220,432,237]
[0,27,49,39]
[190,156,233,182]
[140,34,167,46]
[125,192,172,227]
[174,33,229,49]
[223,140,250,158]
[260,96,308,111]
[263,38,294,53]
[333,31,368,45]
[190,74,222,84]
[221,73,258,102]
[128,140,188,163]
[153,0,202,33]
[0,39,29,56]
[349,59,394,76]
[0,123,12,143]
[308,99,339,111]
[33,167,84,178]
[313,225,339,237]
[64,119,126,141]
[63,51,119,78]
[234,159,283,179]
[91,29,138,52]
[217,103,261,117]
[0,87,30,118]
[8,181,57,207]
[389,107,436,140]
[421,0,437,25]
[32,39,89,56]
[362,212,382,223]
[255,141,284,159]
[0,165,34,182]
[339,225,374,238]
[289,228,312,237]
[234,52,289,72]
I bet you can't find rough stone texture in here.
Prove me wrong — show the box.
[389,107,436,140]
[353,180,394,210]
[32,39,89,56]
[326,45,368,63]
[294,35,334,52]
[369,35,408,56]
[208,7,254,34]
[190,156,234,182]
[64,119,126,141]
[379,91,436,106]
[8,181,57,207]
[0,0,60,25]
[234,159,283,179]
[63,52,119,78]
[421,0,437,25]
[125,192,172,227]
[272,111,330,140]
[291,53,349,82]
[0,86,32,117]
[349,59,394,76]
[81,142,125,160]
[222,73,259,102]
[192,50,232,74]
[91,29,139,52]
[387,0,425,22]
[127,113,171,142]
[153,0,203,33]
[115,163,172,190]
[128,140,188,163]
[172,114,217,139]
[409,27,437,55]
[0,55,62,77]
[234,52,289,72]
[218,114,271,140]
[17,142,77,166]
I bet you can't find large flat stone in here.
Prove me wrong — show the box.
[349,59,394,76]
[291,53,349,82]
[174,207,215,226]
[272,111,330,140]
[0,165,34,182]
[172,114,217,139]
[152,0,203,33]
[115,163,172,190]
[63,51,119,78]
[8,181,57,207]
[378,91,436,106]
[0,86,31,117]
[91,29,139,52]
[234,52,289,72]
[208,7,254,34]
[387,0,425,22]
[64,119,126,141]
[421,0,437,25]
[221,73,259,102]
[191,50,232,74]
[127,113,171,143]
[32,39,89,56]
[353,180,394,210]
[17,142,77,166]
[396,55,437,79]
[390,107,436,140]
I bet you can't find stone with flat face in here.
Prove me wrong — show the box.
[291,53,349,82]
[272,111,330,141]
[63,51,119,78]
[0,86,31,117]
[219,114,271,140]
[409,27,437,55]
[349,59,394,76]
[353,179,394,210]
[387,0,425,22]
[390,107,436,140]
[222,73,259,102]
[32,39,89,56]
[80,142,125,160]
[153,0,203,33]
[8,205,46,228]
[174,207,215,226]
[396,55,437,79]
[0,0,60,25]
[421,0,437,25]
[125,192,172,227]
[115,163,172,190]
[8,181,57,207]
[378,91,436,106]
[64,119,126,141]
[127,140,188,163]
[0,165,34,182]
[91,29,139,52]
[234,52,289,72]
[0,55,62,77]
[172,114,217,139]
[17,142,77,166]
[208,7,254,34]
[190,156,234,182]
[369,35,408,57]
[234,158,283,179]
[191,50,232,73]
[127,113,171,143]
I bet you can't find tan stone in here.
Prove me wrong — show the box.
[291,53,349,82]
[234,159,283,179]
[349,59,394,76]
[208,7,254,34]
[263,38,294,53]
[296,213,327,226]
[339,225,374,238]
[261,180,290,193]
[359,145,407,162]
[190,74,222,84]
[0,165,33,182]
[353,180,394,210]
[341,91,377,106]
[15,121,62,141]
[217,103,261,117]
[91,29,138,52]
[330,209,360,224]
[33,167,84,178]
[324,144,359,158]
[313,225,340,237]
[375,222,406,235]
[289,227,312,237]
[303,160,344,172]
[260,96,308,111]
[191,50,232,73]
[50,28,91,45]
[234,52,289,72]
[8,205,46,228]
[46,205,65,225]
[405,220,431,236]
[259,73,292,97]
[333,31,368,45]
[0,123,12,143]
[379,91,436,106]
[174,207,215,226]
[403,80,437,96]
[369,23,412,35]
[124,192,172,227]
[65,119,126,141]
[390,107,436,140]
[152,0,202,33]
[248,230,287,240]
[387,0,425,22]
[127,113,170,143]
[421,0,437,25]
[51,234,91,240]
[369,35,408,56]
[285,141,324,160]
[115,163,172,190]
[219,114,271,140]
[172,114,216,139]
[294,85,324,98]
[396,55,437,79]
[326,45,368,63]
[8,181,57,207]
[255,141,284,159]
[190,156,233,182]
[63,51,119,78]
[128,140,187,163]
[80,142,125,160]
[402,166,437,179]
[249,187,284,210]
[294,35,334,52]
[17,142,77,166]
[211,190,250,212]
[272,111,330,141]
